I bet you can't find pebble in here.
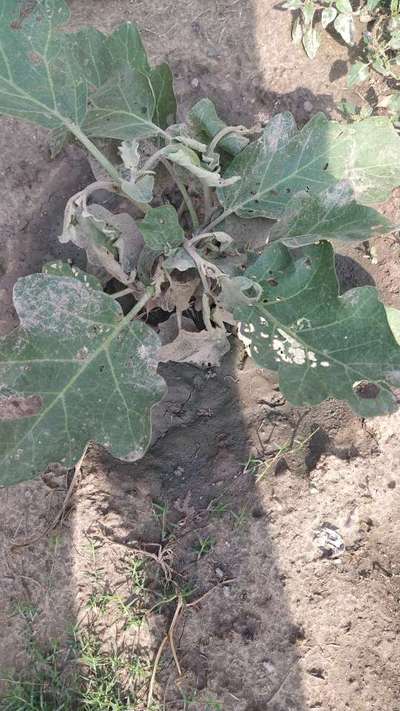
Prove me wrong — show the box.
[304,100,313,113]
[191,77,199,89]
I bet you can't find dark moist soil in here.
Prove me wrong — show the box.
[1,1,400,710]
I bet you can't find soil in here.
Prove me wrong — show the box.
[1,1,400,710]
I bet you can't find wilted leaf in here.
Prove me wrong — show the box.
[0,274,166,485]
[189,98,249,156]
[219,112,400,219]
[334,12,355,45]
[159,327,230,367]
[121,175,155,204]
[138,205,184,255]
[270,181,391,247]
[119,138,155,203]
[321,6,337,27]
[165,145,240,187]
[302,26,320,58]
[60,204,141,280]
[231,241,400,417]
[163,249,196,272]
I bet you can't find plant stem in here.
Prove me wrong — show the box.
[126,288,155,321]
[203,207,233,232]
[161,159,200,229]
[65,121,122,184]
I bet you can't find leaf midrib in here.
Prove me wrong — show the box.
[0,307,138,467]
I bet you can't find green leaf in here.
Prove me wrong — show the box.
[106,22,150,74]
[335,0,353,13]
[149,63,177,129]
[302,26,320,58]
[367,0,381,9]
[69,26,111,88]
[0,274,166,485]
[219,113,400,219]
[232,241,400,417]
[386,306,400,344]
[42,261,102,290]
[71,23,175,130]
[0,7,175,139]
[347,60,370,86]
[138,205,185,255]
[321,6,337,27]
[282,0,303,8]
[292,16,304,44]
[0,0,86,128]
[189,98,249,156]
[270,181,391,247]
[302,1,316,25]
[82,66,161,140]
[334,12,355,44]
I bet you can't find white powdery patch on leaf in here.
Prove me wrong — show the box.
[272,328,318,366]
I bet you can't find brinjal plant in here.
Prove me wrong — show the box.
[285,0,400,88]
[2,0,400,486]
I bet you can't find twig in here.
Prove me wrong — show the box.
[168,594,183,675]
[186,578,235,607]
[10,442,90,551]
[147,595,183,709]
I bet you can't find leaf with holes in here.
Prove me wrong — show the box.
[270,181,391,247]
[227,241,400,417]
[0,274,166,486]
[218,113,400,219]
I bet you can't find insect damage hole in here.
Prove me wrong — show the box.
[352,380,380,400]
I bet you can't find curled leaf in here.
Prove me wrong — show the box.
[165,145,240,187]
[189,98,249,156]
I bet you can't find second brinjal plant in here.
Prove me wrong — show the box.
[2,0,400,486]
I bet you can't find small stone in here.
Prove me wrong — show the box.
[223,586,231,597]
[262,660,275,674]
[215,567,224,579]
[191,77,199,89]
[304,100,313,113]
